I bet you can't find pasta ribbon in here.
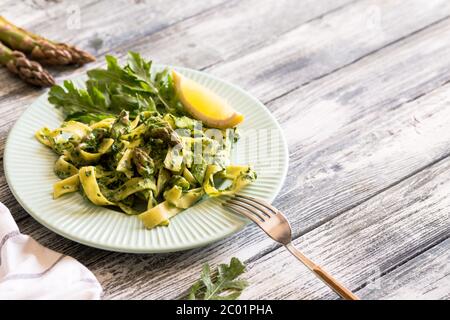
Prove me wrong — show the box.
[171,188,204,209]
[79,166,115,206]
[54,155,78,179]
[117,202,141,215]
[164,185,183,204]
[130,137,145,148]
[182,167,197,185]
[130,114,140,130]
[164,146,183,172]
[121,123,147,141]
[113,177,156,201]
[138,201,181,229]
[36,105,256,230]
[156,168,171,197]
[203,165,256,197]
[139,187,204,229]
[116,148,134,178]
[90,118,115,129]
[35,127,53,147]
[79,138,115,162]
[53,174,80,199]
[58,121,91,140]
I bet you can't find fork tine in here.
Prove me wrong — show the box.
[235,194,278,215]
[222,202,263,225]
[226,198,268,221]
[231,196,273,218]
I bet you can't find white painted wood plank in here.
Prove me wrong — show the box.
[209,0,450,102]
[357,238,450,300]
[0,0,94,26]
[1,0,225,43]
[239,156,450,300]
[264,17,450,236]
[122,0,354,68]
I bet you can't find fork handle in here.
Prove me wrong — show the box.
[285,243,360,300]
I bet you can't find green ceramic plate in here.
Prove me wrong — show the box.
[4,65,288,253]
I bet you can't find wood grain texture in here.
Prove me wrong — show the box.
[0,0,352,97]
[0,0,449,300]
[357,238,450,300]
[209,0,450,102]
[240,155,450,299]
[265,17,450,235]
[0,0,226,96]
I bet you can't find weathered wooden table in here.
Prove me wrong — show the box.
[1,0,449,300]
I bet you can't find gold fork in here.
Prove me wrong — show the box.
[223,194,360,300]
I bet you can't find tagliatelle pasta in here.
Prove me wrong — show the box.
[53,174,80,199]
[36,53,256,230]
[37,110,256,230]
[78,166,115,206]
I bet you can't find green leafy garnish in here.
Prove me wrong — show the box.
[65,112,112,123]
[186,257,248,300]
[126,51,152,84]
[48,52,180,122]
[48,80,108,116]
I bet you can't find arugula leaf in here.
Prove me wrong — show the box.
[65,112,112,123]
[127,51,152,83]
[48,80,105,115]
[186,257,248,300]
[47,52,176,122]
[88,55,152,94]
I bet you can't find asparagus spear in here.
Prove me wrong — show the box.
[0,41,55,87]
[0,16,95,65]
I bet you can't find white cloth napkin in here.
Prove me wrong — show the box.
[0,202,102,299]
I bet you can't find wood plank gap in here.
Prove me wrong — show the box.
[270,37,450,206]
[354,233,450,294]
[291,148,450,242]
[264,14,450,106]
[13,0,228,52]
[240,120,450,271]
[201,0,361,71]
[93,0,233,56]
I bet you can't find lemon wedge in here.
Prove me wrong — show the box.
[172,70,244,129]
